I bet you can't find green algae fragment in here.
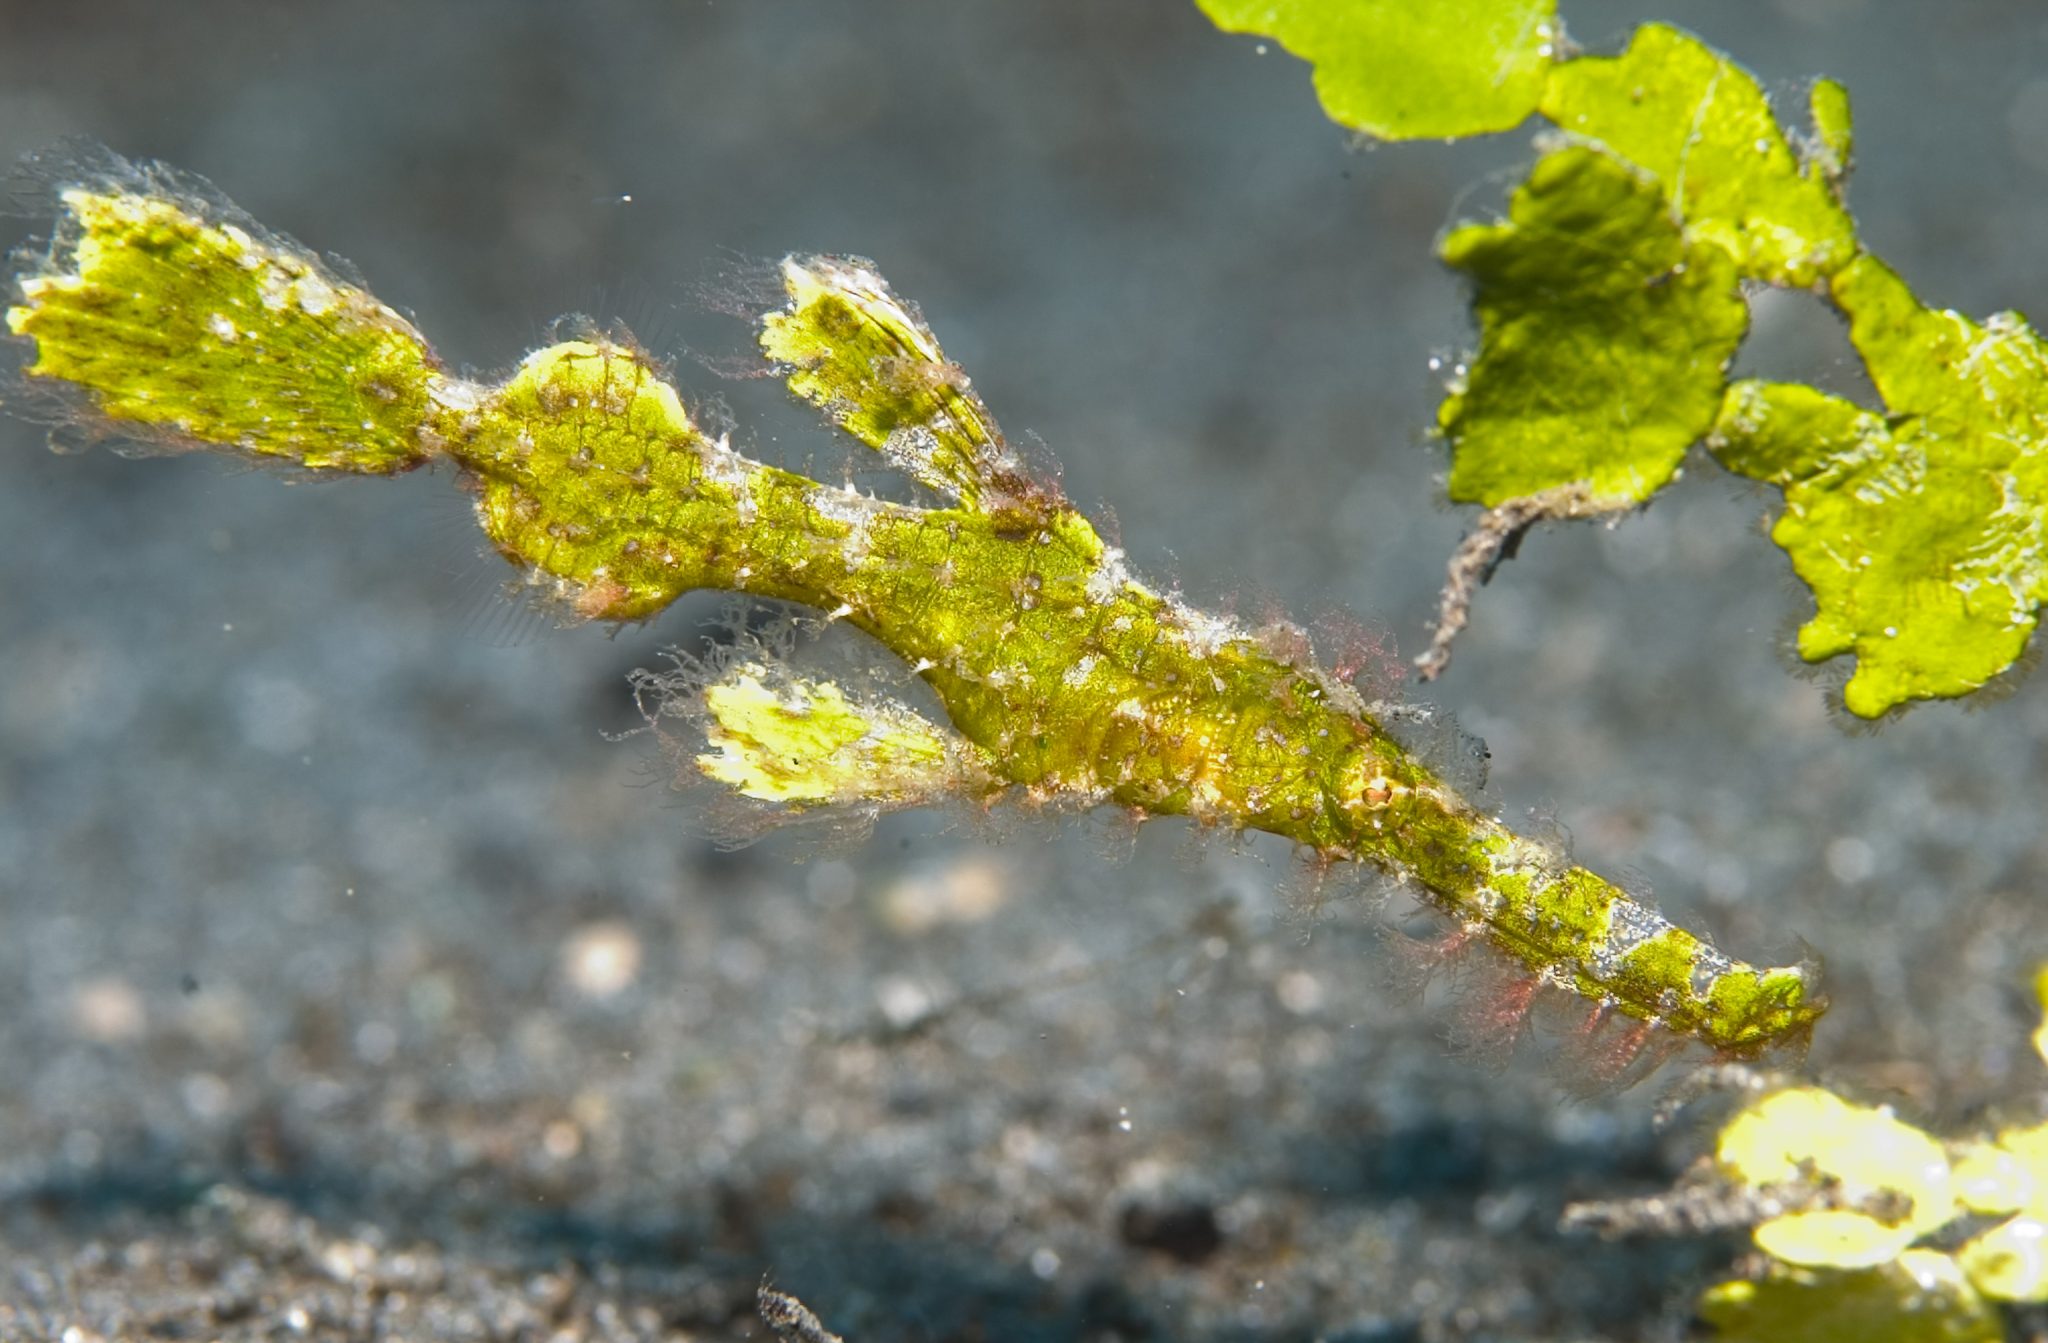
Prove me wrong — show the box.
[8,188,436,473]
[1810,78,1855,184]
[1711,254,2048,716]
[1439,147,1748,507]
[1539,23,1858,286]
[1193,0,1557,140]
[1193,7,2048,716]
[1700,1255,2000,1343]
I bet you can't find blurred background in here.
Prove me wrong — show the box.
[3,2,2048,1338]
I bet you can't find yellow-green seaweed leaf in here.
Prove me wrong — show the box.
[1194,0,1557,140]
[1539,23,1858,286]
[1439,147,1747,508]
[1957,1215,2048,1304]
[1699,1253,2000,1343]
[1716,1085,1956,1270]
[1202,8,2048,718]
[1710,254,2048,717]
[1952,1139,2038,1220]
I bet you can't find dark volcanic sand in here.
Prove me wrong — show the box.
[4,3,2048,1338]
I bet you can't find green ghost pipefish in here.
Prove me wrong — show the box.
[3,149,1824,1060]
